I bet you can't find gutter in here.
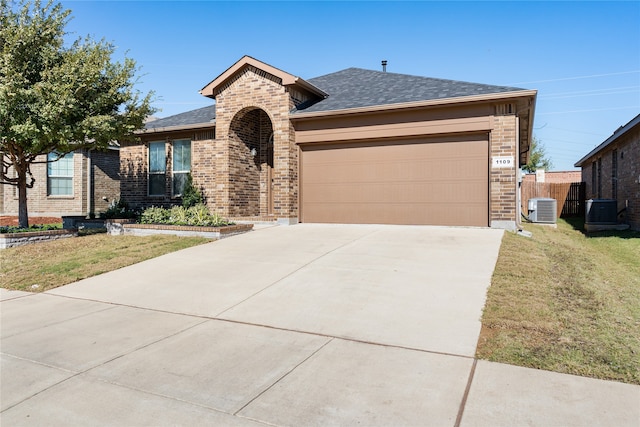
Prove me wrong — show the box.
[291,77,329,99]
[290,90,538,120]
[135,121,216,135]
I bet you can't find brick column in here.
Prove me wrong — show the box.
[490,104,519,229]
[213,67,298,223]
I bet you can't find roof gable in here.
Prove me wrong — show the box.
[575,113,640,167]
[295,68,527,114]
[199,55,327,99]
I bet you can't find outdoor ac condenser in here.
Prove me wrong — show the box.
[528,198,557,224]
[585,199,617,224]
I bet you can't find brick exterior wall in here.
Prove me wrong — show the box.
[490,104,519,228]
[1,149,119,218]
[228,108,263,216]
[90,149,121,215]
[213,66,300,221]
[121,130,216,210]
[581,125,640,230]
[522,170,581,183]
[119,140,151,208]
[119,64,527,229]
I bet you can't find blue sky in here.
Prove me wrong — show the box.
[61,0,640,171]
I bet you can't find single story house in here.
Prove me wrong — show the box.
[575,113,640,230]
[0,147,120,218]
[122,56,537,229]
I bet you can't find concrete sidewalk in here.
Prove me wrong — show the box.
[1,224,639,426]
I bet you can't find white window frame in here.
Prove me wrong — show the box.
[148,141,166,196]
[172,139,191,197]
[47,152,74,196]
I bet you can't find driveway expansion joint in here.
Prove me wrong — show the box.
[455,358,478,427]
[232,338,335,416]
[23,292,478,361]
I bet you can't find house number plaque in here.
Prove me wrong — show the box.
[492,156,514,168]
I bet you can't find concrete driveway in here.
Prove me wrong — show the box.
[2,224,638,426]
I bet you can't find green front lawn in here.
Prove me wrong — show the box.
[0,234,209,292]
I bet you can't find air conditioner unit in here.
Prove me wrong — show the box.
[528,198,557,223]
[585,199,617,224]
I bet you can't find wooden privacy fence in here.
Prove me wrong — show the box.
[521,181,585,219]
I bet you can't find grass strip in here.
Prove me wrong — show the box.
[0,234,209,292]
[478,219,640,385]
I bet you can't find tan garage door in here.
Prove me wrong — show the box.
[300,135,488,226]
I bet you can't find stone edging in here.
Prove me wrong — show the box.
[0,229,77,249]
[106,220,253,239]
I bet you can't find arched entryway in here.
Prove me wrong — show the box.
[227,108,274,217]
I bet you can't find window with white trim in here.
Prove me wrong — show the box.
[47,152,73,196]
[172,139,191,197]
[149,141,166,196]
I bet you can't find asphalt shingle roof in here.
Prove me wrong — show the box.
[144,67,527,129]
[145,105,215,130]
[295,68,526,113]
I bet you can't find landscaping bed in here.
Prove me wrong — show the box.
[105,204,253,239]
[0,216,62,226]
[0,217,69,249]
[106,219,253,239]
[0,228,76,249]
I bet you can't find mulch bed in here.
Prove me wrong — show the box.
[0,216,62,226]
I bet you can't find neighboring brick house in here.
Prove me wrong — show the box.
[575,113,640,230]
[522,170,582,183]
[122,56,537,229]
[0,147,120,218]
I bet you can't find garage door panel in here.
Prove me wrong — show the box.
[303,180,487,204]
[301,137,488,226]
[303,201,486,226]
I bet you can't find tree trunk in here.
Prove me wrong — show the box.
[17,167,30,229]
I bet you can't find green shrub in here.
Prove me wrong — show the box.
[181,174,203,208]
[169,205,188,225]
[0,223,62,234]
[140,206,171,224]
[139,204,231,227]
[102,199,138,219]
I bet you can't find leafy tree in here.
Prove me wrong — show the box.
[522,136,553,173]
[0,0,154,228]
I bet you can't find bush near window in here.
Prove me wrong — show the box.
[140,204,231,227]
[181,174,203,208]
[101,199,139,219]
